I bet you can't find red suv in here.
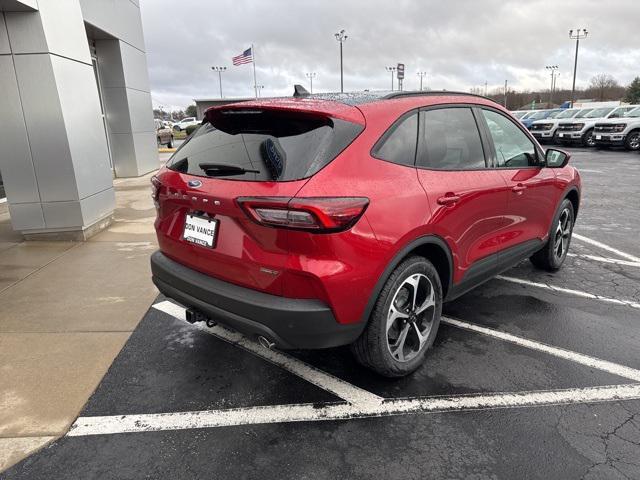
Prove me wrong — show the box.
[151,90,580,377]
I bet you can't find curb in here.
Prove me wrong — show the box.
[158,148,177,153]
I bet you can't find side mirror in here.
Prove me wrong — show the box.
[545,148,570,168]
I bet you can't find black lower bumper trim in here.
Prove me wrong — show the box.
[150,251,364,349]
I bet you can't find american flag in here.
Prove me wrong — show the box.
[232,48,253,66]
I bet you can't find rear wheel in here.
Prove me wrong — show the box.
[624,130,640,151]
[530,199,574,271]
[351,256,442,377]
[167,136,173,149]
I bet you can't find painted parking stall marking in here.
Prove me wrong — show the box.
[567,252,640,268]
[68,384,640,437]
[573,232,640,263]
[496,275,640,310]
[65,301,640,437]
[152,300,383,406]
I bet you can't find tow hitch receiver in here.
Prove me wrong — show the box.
[185,308,217,327]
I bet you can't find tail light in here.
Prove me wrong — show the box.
[151,176,162,209]
[237,197,369,232]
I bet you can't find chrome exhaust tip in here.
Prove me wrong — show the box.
[258,335,275,350]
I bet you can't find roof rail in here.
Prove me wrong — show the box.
[383,90,495,102]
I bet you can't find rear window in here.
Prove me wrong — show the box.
[166,109,362,181]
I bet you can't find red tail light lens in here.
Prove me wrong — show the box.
[237,197,369,232]
[151,176,162,209]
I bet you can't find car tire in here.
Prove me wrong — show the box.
[167,137,173,149]
[624,130,640,151]
[351,256,442,377]
[530,199,574,272]
[582,129,595,147]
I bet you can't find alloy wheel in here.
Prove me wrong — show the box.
[553,208,572,261]
[386,273,436,363]
[628,133,640,150]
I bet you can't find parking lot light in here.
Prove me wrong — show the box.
[569,28,588,108]
[334,30,348,93]
[211,66,227,99]
[385,66,397,91]
[417,71,427,91]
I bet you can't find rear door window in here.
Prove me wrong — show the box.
[416,107,486,170]
[166,109,362,181]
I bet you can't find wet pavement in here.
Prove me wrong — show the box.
[3,148,640,479]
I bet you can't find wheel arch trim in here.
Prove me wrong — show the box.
[359,235,454,324]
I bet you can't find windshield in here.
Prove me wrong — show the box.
[545,110,563,119]
[555,109,579,119]
[512,111,526,119]
[624,107,640,118]
[166,109,362,181]
[585,108,614,118]
[528,110,552,120]
[574,109,593,118]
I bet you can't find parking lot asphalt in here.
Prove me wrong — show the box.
[3,148,640,479]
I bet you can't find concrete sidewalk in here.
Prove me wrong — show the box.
[0,171,161,470]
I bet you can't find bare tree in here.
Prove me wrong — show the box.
[587,74,623,101]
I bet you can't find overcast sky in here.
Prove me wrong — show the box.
[139,0,640,111]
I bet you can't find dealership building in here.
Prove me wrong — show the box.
[0,0,155,239]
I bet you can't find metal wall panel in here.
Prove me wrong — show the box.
[7,202,45,230]
[13,54,78,203]
[126,88,154,133]
[0,14,10,54]
[80,0,145,52]
[0,55,41,205]
[120,40,149,91]
[102,86,133,134]
[132,131,158,174]
[51,54,113,200]
[94,38,125,88]
[4,11,47,53]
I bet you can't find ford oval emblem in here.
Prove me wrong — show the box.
[188,180,202,188]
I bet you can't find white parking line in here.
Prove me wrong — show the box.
[67,383,640,436]
[441,317,640,382]
[568,252,640,268]
[496,275,640,310]
[573,233,640,263]
[152,301,382,407]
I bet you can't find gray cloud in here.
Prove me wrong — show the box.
[140,0,640,110]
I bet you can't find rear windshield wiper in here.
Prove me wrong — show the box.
[198,163,260,176]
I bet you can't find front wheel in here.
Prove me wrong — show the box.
[351,256,442,377]
[582,129,595,147]
[166,137,173,149]
[530,199,574,271]
[624,130,640,151]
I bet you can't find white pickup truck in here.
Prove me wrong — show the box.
[593,106,640,150]
[555,106,637,147]
[528,108,592,144]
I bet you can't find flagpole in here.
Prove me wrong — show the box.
[251,43,258,99]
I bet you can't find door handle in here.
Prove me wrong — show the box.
[437,194,460,206]
[512,183,527,193]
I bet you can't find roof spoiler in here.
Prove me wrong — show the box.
[293,84,310,98]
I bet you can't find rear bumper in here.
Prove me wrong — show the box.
[150,251,364,349]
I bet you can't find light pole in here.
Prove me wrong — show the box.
[211,66,226,99]
[385,66,396,91]
[305,72,317,94]
[569,28,588,108]
[417,71,427,91]
[545,65,558,105]
[504,80,508,108]
[256,85,264,98]
[334,29,347,93]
